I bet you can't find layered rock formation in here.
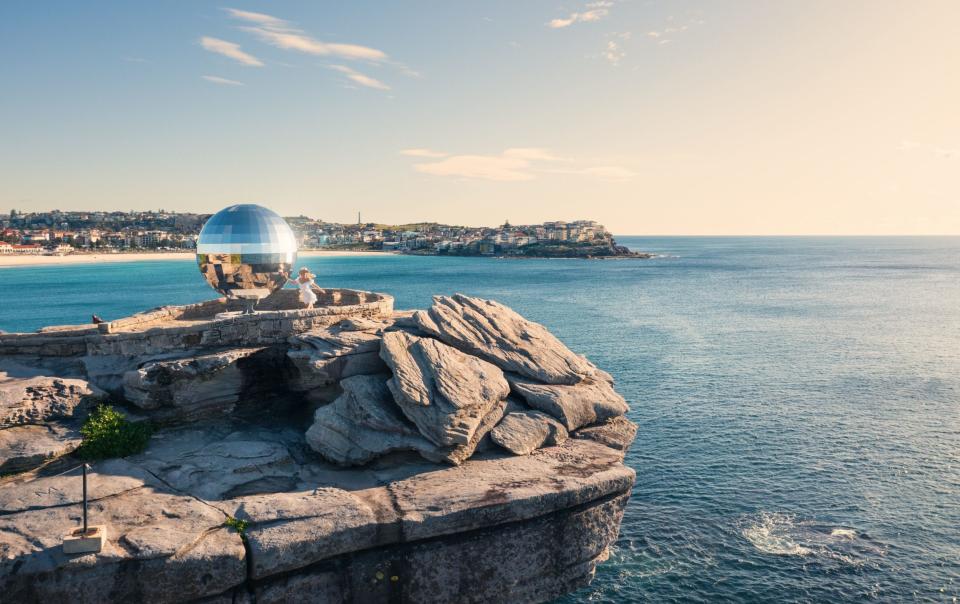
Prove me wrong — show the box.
[0,289,636,604]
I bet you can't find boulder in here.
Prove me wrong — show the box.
[413,294,600,385]
[508,374,629,431]
[434,398,507,465]
[306,374,440,466]
[379,331,509,447]
[122,348,265,422]
[490,408,568,455]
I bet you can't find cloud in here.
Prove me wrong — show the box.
[603,41,624,65]
[548,2,611,28]
[223,8,285,27]
[413,153,538,181]
[328,65,390,90]
[226,8,388,62]
[202,75,244,86]
[199,36,263,66]
[400,149,448,158]
[404,148,634,182]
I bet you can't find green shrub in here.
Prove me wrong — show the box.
[77,405,152,460]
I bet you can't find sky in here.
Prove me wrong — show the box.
[1,1,958,235]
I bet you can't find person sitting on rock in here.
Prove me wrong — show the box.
[288,267,318,309]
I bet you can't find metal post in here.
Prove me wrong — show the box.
[82,463,88,535]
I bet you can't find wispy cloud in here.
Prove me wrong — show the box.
[548,1,613,28]
[226,8,388,62]
[400,149,448,158]
[223,8,285,27]
[644,12,705,45]
[404,147,633,182]
[329,65,389,90]
[202,75,244,86]
[199,36,263,66]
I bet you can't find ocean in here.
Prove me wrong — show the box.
[1,236,958,602]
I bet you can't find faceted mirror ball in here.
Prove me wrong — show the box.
[196,204,298,299]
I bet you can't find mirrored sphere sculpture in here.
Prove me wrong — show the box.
[196,204,298,305]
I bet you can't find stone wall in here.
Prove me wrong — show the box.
[0,288,394,358]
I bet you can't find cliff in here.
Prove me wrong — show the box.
[0,289,636,603]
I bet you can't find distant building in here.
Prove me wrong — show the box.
[11,244,42,255]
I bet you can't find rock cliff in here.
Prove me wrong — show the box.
[0,289,636,603]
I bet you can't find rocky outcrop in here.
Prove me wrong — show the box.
[380,331,510,448]
[306,374,439,465]
[413,294,600,385]
[0,291,636,604]
[0,370,104,428]
[508,375,628,431]
[0,364,105,473]
[286,320,389,398]
[122,348,265,423]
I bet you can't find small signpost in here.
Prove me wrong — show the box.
[62,463,107,554]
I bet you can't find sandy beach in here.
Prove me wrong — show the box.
[0,250,394,268]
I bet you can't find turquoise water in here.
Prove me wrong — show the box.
[2,237,959,602]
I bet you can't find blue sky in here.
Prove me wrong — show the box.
[1,1,958,234]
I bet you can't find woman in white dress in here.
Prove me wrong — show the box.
[289,267,318,308]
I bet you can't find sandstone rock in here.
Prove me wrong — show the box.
[122,348,264,422]
[377,436,635,542]
[490,408,568,456]
[413,293,600,385]
[379,331,509,447]
[0,422,82,474]
[0,458,153,514]
[0,466,246,603]
[0,291,637,604]
[127,426,298,500]
[306,374,441,465]
[217,488,382,580]
[287,326,387,394]
[431,397,507,466]
[572,415,639,454]
[508,374,629,431]
[0,367,104,428]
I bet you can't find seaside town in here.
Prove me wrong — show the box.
[0,209,639,258]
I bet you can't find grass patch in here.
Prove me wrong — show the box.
[77,404,152,460]
[224,516,249,538]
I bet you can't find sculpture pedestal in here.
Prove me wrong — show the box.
[63,525,106,554]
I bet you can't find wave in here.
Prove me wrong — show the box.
[740,512,881,564]
[741,512,812,556]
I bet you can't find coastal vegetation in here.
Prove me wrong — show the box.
[77,404,152,460]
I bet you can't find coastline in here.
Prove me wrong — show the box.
[0,249,394,268]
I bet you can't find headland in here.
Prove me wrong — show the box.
[0,287,636,603]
